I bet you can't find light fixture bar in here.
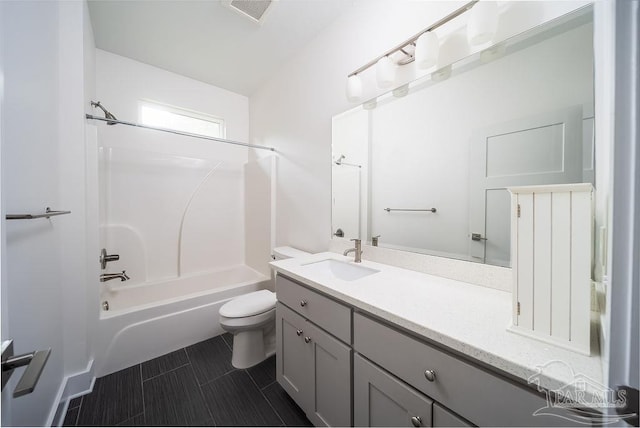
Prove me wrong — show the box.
[348,0,478,77]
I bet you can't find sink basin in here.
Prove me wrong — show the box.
[301,259,379,281]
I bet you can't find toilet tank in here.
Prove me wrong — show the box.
[272,246,311,260]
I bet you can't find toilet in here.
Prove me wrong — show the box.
[219,246,311,369]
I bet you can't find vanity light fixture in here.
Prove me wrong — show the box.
[376,56,396,88]
[467,1,499,45]
[346,0,500,102]
[346,74,363,102]
[414,31,439,69]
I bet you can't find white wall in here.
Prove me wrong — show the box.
[95,50,251,282]
[250,0,590,254]
[1,0,95,425]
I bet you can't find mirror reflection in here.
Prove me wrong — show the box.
[332,7,594,267]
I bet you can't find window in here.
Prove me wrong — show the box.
[139,101,224,139]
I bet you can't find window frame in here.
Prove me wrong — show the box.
[138,100,226,139]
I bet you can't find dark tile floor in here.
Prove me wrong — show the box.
[63,334,312,427]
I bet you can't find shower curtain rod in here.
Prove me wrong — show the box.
[85,114,276,152]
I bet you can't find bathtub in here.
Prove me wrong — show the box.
[94,265,272,377]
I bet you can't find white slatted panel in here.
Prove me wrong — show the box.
[570,191,592,348]
[533,193,552,335]
[551,192,572,341]
[509,183,592,355]
[517,193,534,330]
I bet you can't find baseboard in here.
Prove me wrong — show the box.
[47,359,95,426]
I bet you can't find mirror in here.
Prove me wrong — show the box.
[332,6,594,267]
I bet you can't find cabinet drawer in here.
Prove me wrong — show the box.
[276,275,351,343]
[354,312,577,427]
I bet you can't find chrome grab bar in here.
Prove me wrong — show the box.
[6,207,71,220]
[384,208,437,213]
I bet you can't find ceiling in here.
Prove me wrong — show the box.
[88,0,348,96]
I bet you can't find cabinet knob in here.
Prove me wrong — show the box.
[410,416,422,427]
[296,329,303,336]
[304,336,312,343]
[424,369,436,382]
[300,300,307,307]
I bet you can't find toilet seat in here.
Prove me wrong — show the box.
[219,290,276,318]
[219,308,275,329]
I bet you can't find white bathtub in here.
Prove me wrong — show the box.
[94,265,271,377]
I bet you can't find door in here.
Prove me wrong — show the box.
[306,321,352,427]
[276,303,313,413]
[469,106,583,266]
[1,1,65,425]
[354,354,433,427]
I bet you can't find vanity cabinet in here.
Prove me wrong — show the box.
[275,273,581,427]
[354,354,434,427]
[275,276,352,427]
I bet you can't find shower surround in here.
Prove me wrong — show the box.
[93,49,275,376]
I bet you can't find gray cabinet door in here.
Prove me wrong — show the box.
[276,303,313,413]
[306,321,352,427]
[354,354,433,427]
[433,403,474,427]
[277,302,352,427]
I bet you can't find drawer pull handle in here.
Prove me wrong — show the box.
[410,416,422,427]
[300,300,307,307]
[424,369,436,382]
[296,329,303,336]
[304,336,312,343]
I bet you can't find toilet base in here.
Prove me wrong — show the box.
[230,327,275,369]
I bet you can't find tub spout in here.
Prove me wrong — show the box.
[100,270,130,282]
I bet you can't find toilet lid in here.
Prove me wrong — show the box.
[220,290,276,318]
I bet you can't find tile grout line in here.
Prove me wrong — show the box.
[142,362,192,383]
[185,346,217,427]
[221,334,233,351]
[139,364,146,426]
[73,397,82,426]
[72,404,80,427]
[67,395,83,426]
[197,367,238,389]
[260,379,278,391]
[245,366,286,427]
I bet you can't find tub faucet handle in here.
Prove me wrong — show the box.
[100,248,120,270]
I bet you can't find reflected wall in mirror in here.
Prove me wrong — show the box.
[332,6,594,267]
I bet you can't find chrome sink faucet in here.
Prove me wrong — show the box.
[100,271,130,282]
[343,239,363,263]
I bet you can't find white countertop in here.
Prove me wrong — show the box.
[270,252,604,403]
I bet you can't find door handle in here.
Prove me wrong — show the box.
[1,340,51,398]
[471,233,488,241]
